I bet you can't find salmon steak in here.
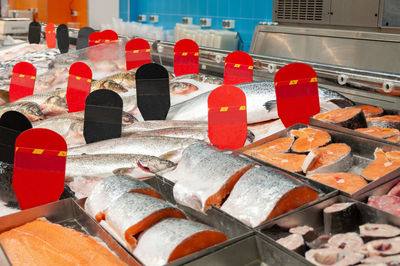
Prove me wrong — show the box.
[105,193,186,249]
[0,218,126,265]
[367,115,400,130]
[314,107,367,129]
[249,153,306,173]
[356,105,384,118]
[304,143,352,175]
[243,136,294,155]
[327,232,364,251]
[361,149,400,181]
[173,143,254,212]
[362,237,400,256]
[305,248,364,265]
[307,173,367,194]
[387,134,400,144]
[133,218,227,266]
[220,166,318,227]
[85,175,162,222]
[290,127,331,153]
[355,127,399,139]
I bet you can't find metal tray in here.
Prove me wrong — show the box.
[0,198,139,265]
[175,232,312,266]
[239,123,400,199]
[258,195,400,262]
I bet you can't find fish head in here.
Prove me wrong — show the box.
[137,157,176,173]
[122,111,138,124]
[20,102,45,121]
[170,82,199,95]
[41,96,69,116]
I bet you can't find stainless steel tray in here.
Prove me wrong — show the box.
[352,176,399,202]
[0,198,139,265]
[239,123,400,199]
[258,195,400,261]
[173,232,312,266]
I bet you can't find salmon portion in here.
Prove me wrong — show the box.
[244,136,294,155]
[387,135,400,144]
[362,149,400,181]
[307,173,367,194]
[0,218,126,266]
[355,127,399,139]
[290,128,331,153]
[367,115,400,130]
[251,153,306,173]
[314,107,367,129]
[306,143,352,174]
[356,105,384,118]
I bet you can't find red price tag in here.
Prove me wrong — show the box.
[13,128,67,210]
[223,51,253,85]
[45,23,56,48]
[208,85,247,150]
[274,63,320,127]
[9,62,36,102]
[174,39,199,76]
[125,38,151,70]
[66,62,92,113]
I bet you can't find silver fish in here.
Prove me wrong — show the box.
[33,116,80,137]
[16,95,68,116]
[173,143,254,212]
[133,218,227,266]
[122,121,208,135]
[0,102,44,121]
[85,175,162,221]
[105,193,185,248]
[171,73,223,85]
[65,154,176,181]
[167,81,353,123]
[221,165,318,227]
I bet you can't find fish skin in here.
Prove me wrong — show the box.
[0,102,45,121]
[133,218,227,266]
[0,90,10,105]
[122,121,208,135]
[367,115,400,130]
[85,175,161,220]
[65,154,176,181]
[173,143,254,212]
[67,136,200,163]
[91,79,128,93]
[170,73,223,85]
[0,162,18,206]
[169,82,199,95]
[220,165,318,227]
[16,95,68,116]
[101,71,136,88]
[166,81,353,123]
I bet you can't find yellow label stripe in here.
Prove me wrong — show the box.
[32,149,44,155]
[239,106,246,110]
[220,107,229,112]
[310,77,318,83]
[58,151,67,157]
[234,64,241,68]
[289,80,298,85]
[76,76,81,80]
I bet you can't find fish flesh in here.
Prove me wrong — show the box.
[173,143,254,212]
[387,134,400,144]
[167,81,353,123]
[251,153,306,173]
[355,127,399,139]
[243,136,294,155]
[305,248,364,266]
[361,149,400,181]
[361,255,400,265]
[0,101,44,121]
[360,224,400,239]
[307,235,330,250]
[314,107,367,129]
[368,195,400,217]
[65,154,176,181]
[0,218,126,265]
[323,202,360,235]
[220,165,318,227]
[328,232,364,251]
[367,115,400,130]
[307,173,367,194]
[105,193,186,248]
[304,143,352,175]
[290,127,331,153]
[16,94,68,116]
[356,105,384,118]
[388,181,400,197]
[133,218,227,266]
[85,175,162,221]
[68,136,200,163]
[289,226,318,242]
[276,234,305,254]
[362,237,400,256]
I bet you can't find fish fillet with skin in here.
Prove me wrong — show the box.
[361,149,400,181]
[0,218,126,266]
[250,152,307,173]
[243,136,295,155]
[220,165,318,227]
[85,175,162,222]
[307,173,367,194]
[314,107,367,129]
[290,127,331,153]
[105,193,186,249]
[355,127,400,139]
[133,218,227,266]
[173,143,254,212]
[356,105,384,118]
[367,115,400,130]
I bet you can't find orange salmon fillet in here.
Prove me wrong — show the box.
[367,115,400,123]
[290,127,331,153]
[244,136,294,155]
[308,143,351,171]
[356,105,383,118]
[387,135,400,144]
[362,149,400,181]
[307,173,367,194]
[251,153,306,173]
[0,218,126,266]
[314,107,362,123]
[355,127,399,139]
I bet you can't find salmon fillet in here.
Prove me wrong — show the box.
[307,173,367,194]
[250,153,306,173]
[355,127,399,139]
[367,115,400,130]
[356,105,384,118]
[387,135,400,144]
[290,127,331,153]
[243,136,294,155]
[361,149,400,181]
[314,107,367,129]
[0,218,126,266]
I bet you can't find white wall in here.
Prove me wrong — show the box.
[88,0,119,30]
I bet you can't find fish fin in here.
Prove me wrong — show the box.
[263,100,277,112]
[113,167,134,175]
[246,129,255,143]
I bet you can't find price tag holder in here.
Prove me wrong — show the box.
[125,38,151,70]
[9,62,36,102]
[45,23,56,48]
[66,62,92,113]
[56,24,69,54]
[28,22,41,44]
[174,39,199,77]
[223,51,253,85]
[77,27,95,50]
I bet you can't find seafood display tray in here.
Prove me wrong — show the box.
[353,176,399,202]
[257,195,400,260]
[0,198,138,266]
[239,123,400,199]
[310,117,400,147]
[172,232,312,266]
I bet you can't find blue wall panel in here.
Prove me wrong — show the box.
[121,0,273,52]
